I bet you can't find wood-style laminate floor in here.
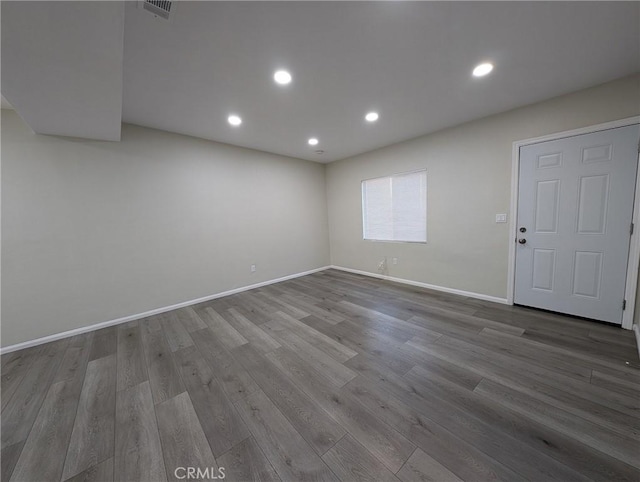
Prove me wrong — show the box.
[2,269,639,481]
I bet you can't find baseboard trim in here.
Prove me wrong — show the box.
[329,265,509,305]
[0,265,331,355]
[634,324,640,360]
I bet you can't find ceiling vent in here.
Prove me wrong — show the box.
[140,0,172,20]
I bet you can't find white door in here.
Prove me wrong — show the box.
[515,124,639,324]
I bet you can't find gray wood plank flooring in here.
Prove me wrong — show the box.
[216,437,280,482]
[1,345,43,412]
[10,334,93,482]
[61,354,116,480]
[1,269,638,481]
[173,346,250,457]
[156,392,218,482]
[64,458,114,482]
[322,434,400,482]
[234,389,338,481]
[396,448,462,482]
[114,381,166,482]
[115,322,147,392]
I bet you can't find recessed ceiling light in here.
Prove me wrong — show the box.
[228,115,242,126]
[472,63,493,77]
[308,138,319,146]
[365,112,379,122]
[274,70,292,85]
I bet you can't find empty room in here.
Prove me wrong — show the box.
[2,1,639,481]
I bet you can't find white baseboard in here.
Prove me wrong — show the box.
[0,266,331,355]
[634,324,640,360]
[329,265,509,305]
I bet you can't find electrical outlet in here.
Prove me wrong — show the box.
[495,213,507,223]
[250,264,256,273]
[392,257,398,265]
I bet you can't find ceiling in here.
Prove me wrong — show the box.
[3,2,639,162]
[2,1,124,141]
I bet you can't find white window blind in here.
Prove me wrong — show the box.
[362,170,427,242]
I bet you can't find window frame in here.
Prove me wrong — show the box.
[361,168,427,244]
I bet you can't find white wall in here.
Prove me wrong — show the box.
[1,111,329,347]
[326,74,640,300]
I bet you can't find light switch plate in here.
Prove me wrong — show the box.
[495,213,507,223]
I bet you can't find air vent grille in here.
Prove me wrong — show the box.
[143,0,172,20]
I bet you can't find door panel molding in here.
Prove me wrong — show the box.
[576,174,609,235]
[572,251,603,299]
[532,248,556,292]
[534,179,561,233]
[508,116,640,329]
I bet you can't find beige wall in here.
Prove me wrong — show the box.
[1,111,329,347]
[326,74,640,300]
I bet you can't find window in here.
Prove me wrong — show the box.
[362,169,427,243]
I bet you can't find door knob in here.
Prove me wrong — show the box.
[518,238,527,244]
[519,227,527,233]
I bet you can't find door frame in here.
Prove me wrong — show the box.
[507,116,640,329]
